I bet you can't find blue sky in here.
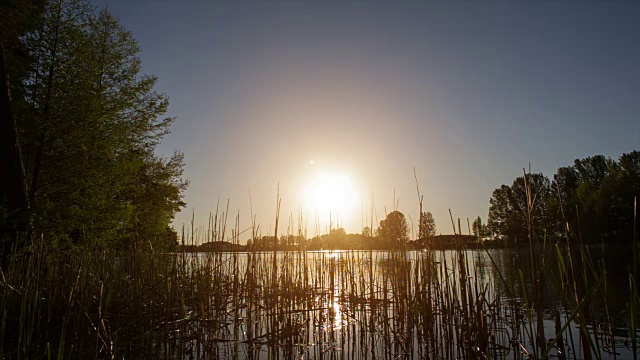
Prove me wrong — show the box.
[95,0,639,241]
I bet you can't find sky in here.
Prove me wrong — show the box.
[94,0,640,243]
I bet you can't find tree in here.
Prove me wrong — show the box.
[418,211,436,239]
[486,153,639,245]
[361,226,372,238]
[551,155,625,243]
[472,216,488,239]
[487,173,554,243]
[0,0,46,257]
[2,0,187,250]
[613,151,640,240]
[118,150,188,250]
[377,211,409,248]
[323,227,346,249]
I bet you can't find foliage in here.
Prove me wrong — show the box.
[361,226,372,237]
[0,0,47,256]
[1,0,187,251]
[472,216,489,239]
[377,210,409,246]
[418,211,436,239]
[553,154,635,243]
[487,173,555,243]
[488,152,640,244]
[250,235,278,249]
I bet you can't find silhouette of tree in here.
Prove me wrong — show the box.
[487,173,553,244]
[472,216,489,239]
[361,226,372,238]
[488,154,640,244]
[551,152,639,243]
[418,211,436,239]
[377,211,409,248]
[324,228,346,249]
[551,155,615,242]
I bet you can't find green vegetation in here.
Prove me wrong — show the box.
[377,210,409,247]
[472,216,490,239]
[1,0,187,253]
[488,153,640,244]
[419,211,437,239]
[245,210,442,251]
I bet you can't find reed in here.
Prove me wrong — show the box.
[1,190,638,359]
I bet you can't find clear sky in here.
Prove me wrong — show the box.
[95,0,639,242]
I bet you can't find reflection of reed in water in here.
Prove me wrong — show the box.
[2,237,636,358]
[160,244,635,359]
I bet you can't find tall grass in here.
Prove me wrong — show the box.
[1,192,638,358]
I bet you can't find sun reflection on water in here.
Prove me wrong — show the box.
[330,299,343,330]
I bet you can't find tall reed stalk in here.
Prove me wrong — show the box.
[1,184,637,359]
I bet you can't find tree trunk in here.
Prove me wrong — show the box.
[0,39,30,212]
[0,38,31,258]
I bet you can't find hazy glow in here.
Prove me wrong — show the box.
[109,0,640,239]
[304,172,358,226]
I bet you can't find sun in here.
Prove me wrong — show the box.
[304,172,358,217]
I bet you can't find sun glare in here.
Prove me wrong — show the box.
[304,172,358,220]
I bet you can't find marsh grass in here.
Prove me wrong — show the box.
[1,194,638,359]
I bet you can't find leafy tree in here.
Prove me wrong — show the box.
[344,233,368,249]
[279,234,304,247]
[0,0,46,256]
[323,227,346,249]
[361,226,372,238]
[551,155,625,243]
[489,153,639,245]
[118,150,188,250]
[2,0,187,250]
[472,216,488,239]
[418,211,436,239]
[613,151,640,239]
[377,210,409,248]
[571,156,615,241]
[307,235,322,250]
[487,185,513,240]
[487,173,554,244]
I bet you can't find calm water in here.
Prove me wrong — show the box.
[178,247,637,359]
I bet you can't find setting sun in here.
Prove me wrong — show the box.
[304,172,358,222]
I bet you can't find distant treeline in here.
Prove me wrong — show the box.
[243,210,437,250]
[179,209,482,251]
[1,0,187,254]
[179,234,483,252]
[485,152,640,244]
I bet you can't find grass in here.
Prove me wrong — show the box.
[0,193,638,359]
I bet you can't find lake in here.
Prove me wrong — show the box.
[172,246,637,359]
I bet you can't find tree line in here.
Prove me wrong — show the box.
[1,0,187,254]
[486,152,640,244]
[245,210,437,250]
